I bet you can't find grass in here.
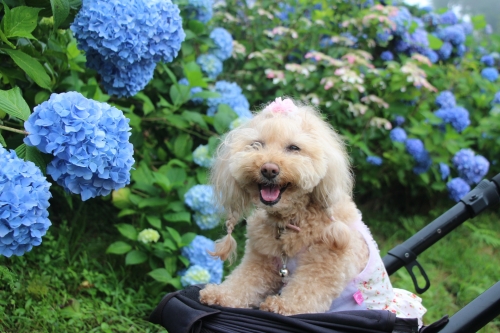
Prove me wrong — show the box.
[1,200,499,332]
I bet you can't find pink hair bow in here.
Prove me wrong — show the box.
[265,97,298,114]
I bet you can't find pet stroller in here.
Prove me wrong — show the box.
[149,173,500,333]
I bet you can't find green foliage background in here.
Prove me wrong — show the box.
[0,0,499,332]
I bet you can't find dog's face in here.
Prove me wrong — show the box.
[227,112,328,212]
[211,99,352,217]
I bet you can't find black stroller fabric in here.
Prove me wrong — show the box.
[149,284,448,333]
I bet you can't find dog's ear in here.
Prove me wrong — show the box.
[311,122,353,209]
[210,131,252,217]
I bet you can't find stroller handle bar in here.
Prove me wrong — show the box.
[382,172,500,333]
[383,172,500,275]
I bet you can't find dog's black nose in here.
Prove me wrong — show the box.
[261,163,280,179]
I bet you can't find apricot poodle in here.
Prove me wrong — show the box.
[199,98,426,323]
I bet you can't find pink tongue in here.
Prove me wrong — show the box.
[260,185,280,201]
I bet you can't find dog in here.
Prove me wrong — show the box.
[199,98,426,322]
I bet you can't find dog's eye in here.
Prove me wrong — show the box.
[251,141,264,149]
[287,145,301,152]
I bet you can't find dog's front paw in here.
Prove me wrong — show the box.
[199,284,244,308]
[260,295,300,316]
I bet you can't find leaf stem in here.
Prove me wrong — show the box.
[0,124,28,135]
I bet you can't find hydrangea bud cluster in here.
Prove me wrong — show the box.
[0,147,52,257]
[184,185,220,229]
[137,228,160,244]
[180,265,211,287]
[192,144,214,168]
[24,92,135,201]
[71,0,185,97]
[180,235,223,285]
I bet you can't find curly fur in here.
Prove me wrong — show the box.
[200,99,370,315]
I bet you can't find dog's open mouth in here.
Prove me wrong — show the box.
[259,183,290,206]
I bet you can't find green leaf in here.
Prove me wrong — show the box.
[2,49,52,90]
[115,224,137,241]
[181,110,208,130]
[163,212,191,223]
[125,250,148,265]
[180,232,197,247]
[137,197,167,208]
[152,172,172,193]
[173,133,193,159]
[134,92,155,115]
[0,87,31,121]
[117,209,137,218]
[213,104,238,134]
[427,34,443,50]
[0,133,6,147]
[166,227,182,246]
[146,215,162,229]
[148,268,172,283]
[169,84,190,106]
[165,114,189,128]
[471,15,487,31]
[106,241,132,254]
[3,5,41,39]
[15,144,48,174]
[50,0,70,30]
[183,61,207,88]
[112,187,131,209]
[0,28,15,49]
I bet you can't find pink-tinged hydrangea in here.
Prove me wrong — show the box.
[24,92,135,201]
[0,146,52,257]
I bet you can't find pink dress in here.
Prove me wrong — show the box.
[284,212,427,326]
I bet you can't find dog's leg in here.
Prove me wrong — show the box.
[259,244,356,315]
[200,247,281,308]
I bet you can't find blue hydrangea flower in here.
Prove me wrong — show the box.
[184,184,218,215]
[438,42,453,60]
[181,235,223,284]
[179,78,203,104]
[207,81,250,117]
[406,139,432,174]
[276,2,295,21]
[86,50,156,97]
[460,22,473,35]
[439,163,450,180]
[381,51,394,61]
[209,28,233,61]
[435,91,456,109]
[196,54,223,80]
[24,92,135,201]
[185,0,213,23]
[435,107,470,132]
[447,177,470,202]
[366,156,383,166]
[180,265,211,287]
[390,6,413,36]
[192,144,213,168]
[390,127,407,142]
[394,115,405,126]
[452,149,490,184]
[440,10,458,25]
[193,212,220,230]
[422,13,440,26]
[407,29,429,54]
[421,5,433,13]
[376,31,392,44]
[0,146,52,257]
[437,25,466,46]
[480,55,495,66]
[422,48,439,63]
[492,91,500,104]
[456,44,466,57]
[481,67,499,82]
[71,0,185,65]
